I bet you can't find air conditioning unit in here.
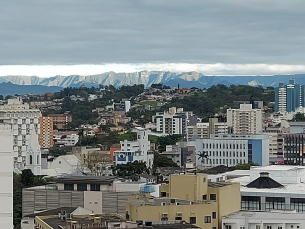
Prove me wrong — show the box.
[162,213,168,217]
[176,212,182,217]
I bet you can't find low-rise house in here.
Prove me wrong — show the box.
[53,131,79,146]
[46,154,90,175]
[21,206,92,229]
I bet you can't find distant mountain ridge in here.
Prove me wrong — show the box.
[0,82,63,96]
[0,71,304,89]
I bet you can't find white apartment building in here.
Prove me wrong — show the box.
[0,98,41,175]
[53,132,79,146]
[223,210,305,229]
[195,134,269,168]
[276,83,287,112]
[113,127,154,168]
[187,118,228,141]
[153,107,190,135]
[0,123,14,229]
[227,104,263,134]
[230,165,305,213]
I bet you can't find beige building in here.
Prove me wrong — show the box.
[227,104,263,134]
[39,116,54,148]
[187,118,228,141]
[126,174,240,229]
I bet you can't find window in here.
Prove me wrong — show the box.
[240,227,245,229]
[202,195,207,200]
[64,183,74,190]
[161,192,167,197]
[90,184,100,191]
[29,155,33,165]
[255,226,260,229]
[190,217,196,224]
[290,198,305,212]
[212,227,216,229]
[225,226,231,229]
[266,197,285,210]
[204,216,211,223]
[77,184,87,191]
[212,212,216,219]
[175,217,182,220]
[241,196,261,210]
[267,226,272,229]
[210,194,216,200]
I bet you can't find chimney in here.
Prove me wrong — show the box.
[260,172,269,177]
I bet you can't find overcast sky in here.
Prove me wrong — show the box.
[1,0,305,76]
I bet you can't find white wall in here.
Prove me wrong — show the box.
[115,182,145,192]
[84,191,103,214]
[0,124,13,229]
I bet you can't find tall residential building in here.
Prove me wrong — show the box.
[49,113,72,130]
[0,123,13,229]
[227,104,263,134]
[153,107,191,135]
[0,98,41,175]
[39,116,54,148]
[187,117,228,140]
[113,127,154,168]
[275,79,305,112]
[195,134,270,168]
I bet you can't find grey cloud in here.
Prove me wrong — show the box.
[0,0,305,66]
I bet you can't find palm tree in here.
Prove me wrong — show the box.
[197,151,209,170]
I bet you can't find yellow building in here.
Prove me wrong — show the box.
[126,173,240,229]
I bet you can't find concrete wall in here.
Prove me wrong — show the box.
[0,124,13,229]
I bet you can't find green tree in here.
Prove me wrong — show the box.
[113,161,149,177]
[153,152,178,169]
[293,113,305,121]
[157,135,183,152]
[229,162,259,171]
[21,169,34,187]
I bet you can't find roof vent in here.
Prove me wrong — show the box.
[260,172,269,177]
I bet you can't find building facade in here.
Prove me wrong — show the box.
[153,107,190,135]
[0,98,41,175]
[187,118,228,141]
[195,134,269,168]
[231,165,305,213]
[223,210,305,229]
[126,174,240,229]
[113,128,154,168]
[0,123,14,229]
[227,104,263,134]
[49,113,72,130]
[39,116,54,148]
[275,79,305,112]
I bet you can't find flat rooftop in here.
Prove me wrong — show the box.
[129,197,192,206]
[231,176,305,194]
[41,214,124,229]
[224,210,305,220]
[55,175,116,184]
[251,165,305,171]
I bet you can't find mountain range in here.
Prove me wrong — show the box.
[0,71,304,95]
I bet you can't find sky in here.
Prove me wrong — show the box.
[1,0,305,77]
